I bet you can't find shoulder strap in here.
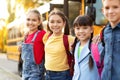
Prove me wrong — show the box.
[24,30,40,43]
[91,43,100,62]
[31,30,40,42]
[63,35,70,54]
[100,27,105,46]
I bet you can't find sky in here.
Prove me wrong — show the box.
[0,0,9,19]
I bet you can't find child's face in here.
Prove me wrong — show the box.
[102,0,120,26]
[48,14,65,35]
[74,26,93,42]
[26,12,41,32]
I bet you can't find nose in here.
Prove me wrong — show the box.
[53,22,57,26]
[108,8,113,13]
[29,20,33,24]
[79,28,84,33]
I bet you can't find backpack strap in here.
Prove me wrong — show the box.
[63,35,70,54]
[63,35,74,76]
[100,27,105,46]
[91,43,100,62]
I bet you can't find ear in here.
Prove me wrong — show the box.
[101,8,104,14]
[63,21,66,27]
[38,20,41,26]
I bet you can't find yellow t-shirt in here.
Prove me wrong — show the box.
[43,33,75,71]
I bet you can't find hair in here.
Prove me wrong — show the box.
[26,9,43,30]
[72,15,94,70]
[102,0,120,3]
[73,15,93,27]
[47,9,70,35]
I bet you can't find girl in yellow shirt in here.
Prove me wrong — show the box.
[43,9,74,80]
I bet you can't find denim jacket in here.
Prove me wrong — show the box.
[101,23,120,80]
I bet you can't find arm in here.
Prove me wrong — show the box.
[98,42,105,63]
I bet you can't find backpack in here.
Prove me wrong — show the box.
[63,35,74,76]
[91,27,106,76]
[48,34,74,76]
[91,43,103,76]
[100,27,106,46]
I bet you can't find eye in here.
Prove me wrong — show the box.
[32,19,37,22]
[83,27,88,29]
[49,20,54,23]
[75,26,80,30]
[113,6,119,9]
[27,18,30,21]
[105,6,109,10]
[57,20,62,23]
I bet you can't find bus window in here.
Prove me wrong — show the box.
[93,0,108,25]
[69,1,81,27]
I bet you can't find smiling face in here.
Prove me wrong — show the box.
[26,12,41,33]
[74,25,93,42]
[102,0,120,27]
[48,14,65,36]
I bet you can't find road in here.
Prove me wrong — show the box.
[0,53,21,80]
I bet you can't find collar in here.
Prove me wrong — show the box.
[107,22,120,29]
[75,40,91,63]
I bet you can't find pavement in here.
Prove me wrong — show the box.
[0,53,21,80]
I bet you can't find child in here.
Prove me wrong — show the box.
[43,9,74,80]
[72,15,100,80]
[101,0,120,80]
[21,9,46,80]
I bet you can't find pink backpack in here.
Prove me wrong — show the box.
[91,43,103,76]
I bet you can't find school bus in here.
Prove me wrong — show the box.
[5,0,107,76]
[0,19,7,53]
[6,18,25,61]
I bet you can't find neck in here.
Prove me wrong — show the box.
[29,30,38,34]
[80,40,89,47]
[110,21,120,28]
[52,32,63,36]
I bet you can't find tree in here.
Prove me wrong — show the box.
[7,0,16,23]
[16,0,52,11]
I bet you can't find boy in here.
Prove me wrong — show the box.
[101,0,120,80]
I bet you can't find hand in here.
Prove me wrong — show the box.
[92,35,101,44]
[18,46,22,52]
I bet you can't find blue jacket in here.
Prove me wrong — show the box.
[72,41,100,80]
[101,23,120,80]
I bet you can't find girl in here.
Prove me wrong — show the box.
[72,15,100,80]
[21,9,46,80]
[43,9,74,80]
